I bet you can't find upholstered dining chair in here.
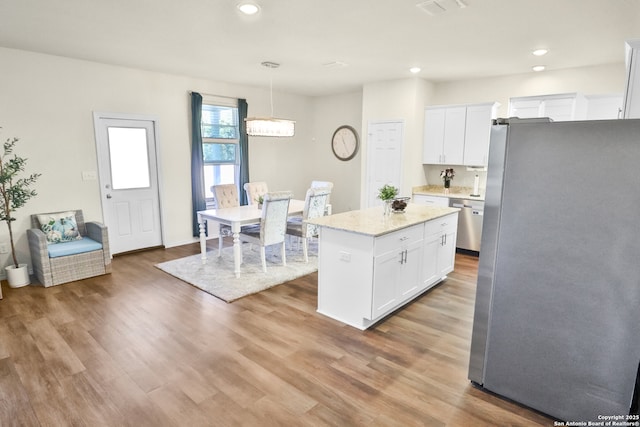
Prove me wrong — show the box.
[211,184,239,256]
[310,180,334,215]
[286,187,331,263]
[243,181,269,206]
[27,209,111,287]
[238,191,292,272]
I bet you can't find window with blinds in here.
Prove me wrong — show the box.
[200,99,239,201]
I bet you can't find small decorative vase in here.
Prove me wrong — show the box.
[383,199,392,216]
[443,179,451,194]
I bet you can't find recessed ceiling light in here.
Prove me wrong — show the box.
[532,48,548,56]
[410,67,421,74]
[532,65,546,72]
[238,2,260,15]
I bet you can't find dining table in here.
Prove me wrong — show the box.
[197,199,306,278]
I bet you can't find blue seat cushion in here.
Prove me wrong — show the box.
[47,237,103,258]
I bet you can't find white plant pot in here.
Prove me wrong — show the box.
[6,264,30,288]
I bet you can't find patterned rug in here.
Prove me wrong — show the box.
[155,241,318,302]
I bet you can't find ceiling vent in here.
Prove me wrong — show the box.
[416,0,466,15]
[322,61,348,69]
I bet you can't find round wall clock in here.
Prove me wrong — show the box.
[331,125,359,161]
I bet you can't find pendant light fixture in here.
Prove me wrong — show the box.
[245,61,296,137]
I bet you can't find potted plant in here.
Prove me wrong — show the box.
[0,134,41,288]
[378,184,399,215]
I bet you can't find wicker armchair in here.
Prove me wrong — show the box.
[27,209,111,287]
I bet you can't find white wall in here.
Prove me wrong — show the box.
[0,47,318,273]
[309,91,363,213]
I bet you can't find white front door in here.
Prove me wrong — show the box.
[366,121,404,207]
[93,113,163,254]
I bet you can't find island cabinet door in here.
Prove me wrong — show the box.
[398,240,424,299]
[422,234,440,288]
[372,250,401,319]
[371,225,425,320]
[424,213,459,286]
[437,228,457,276]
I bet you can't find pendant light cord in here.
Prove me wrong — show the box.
[269,73,274,117]
[261,61,279,118]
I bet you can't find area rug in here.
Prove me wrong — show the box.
[155,241,318,302]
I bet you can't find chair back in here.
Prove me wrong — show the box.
[260,191,292,246]
[311,180,333,215]
[31,209,87,236]
[211,184,239,209]
[310,180,333,204]
[302,187,331,238]
[244,181,269,205]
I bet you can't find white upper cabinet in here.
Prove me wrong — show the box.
[423,106,466,165]
[508,98,542,119]
[463,102,499,166]
[423,102,497,167]
[509,93,588,122]
[585,94,623,120]
[623,39,640,119]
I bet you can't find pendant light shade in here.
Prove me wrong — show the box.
[245,62,296,137]
[245,118,295,137]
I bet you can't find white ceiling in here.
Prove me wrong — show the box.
[1,0,639,96]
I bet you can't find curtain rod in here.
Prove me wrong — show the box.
[188,91,239,100]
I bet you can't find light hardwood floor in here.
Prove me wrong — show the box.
[0,240,554,426]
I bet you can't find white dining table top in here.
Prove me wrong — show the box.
[198,199,305,224]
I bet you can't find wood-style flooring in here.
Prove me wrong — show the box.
[0,240,554,426]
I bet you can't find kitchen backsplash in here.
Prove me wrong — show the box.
[424,165,487,190]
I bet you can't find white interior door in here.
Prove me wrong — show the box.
[94,114,163,254]
[366,121,403,207]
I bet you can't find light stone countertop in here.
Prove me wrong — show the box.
[307,204,459,237]
[412,185,485,201]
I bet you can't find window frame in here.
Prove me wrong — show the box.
[200,96,240,203]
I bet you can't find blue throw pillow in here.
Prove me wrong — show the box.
[37,211,83,244]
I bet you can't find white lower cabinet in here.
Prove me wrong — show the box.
[372,225,423,319]
[316,213,459,330]
[412,194,449,207]
[424,214,457,287]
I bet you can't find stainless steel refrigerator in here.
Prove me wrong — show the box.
[468,118,640,421]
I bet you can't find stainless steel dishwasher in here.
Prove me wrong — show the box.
[449,198,484,253]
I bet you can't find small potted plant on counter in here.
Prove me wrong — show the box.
[378,184,399,216]
[0,133,41,288]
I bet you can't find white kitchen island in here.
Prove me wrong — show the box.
[307,203,460,330]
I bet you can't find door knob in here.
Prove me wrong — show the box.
[106,194,112,199]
